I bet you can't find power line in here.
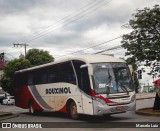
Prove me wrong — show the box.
[13,43,29,58]
[2,0,114,59]
[2,42,27,54]
[15,0,98,43]
[5,53,16,59]
[18,0,108,43]
[0,46,14,53]
[55,36,121,59]
[17,0,113,43]
[94,45,122,54]
[1,0,107,54]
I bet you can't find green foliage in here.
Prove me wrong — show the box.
[125,57,137,71]
[0,59,31,94]
[26,49,54,66]
[121,5,160,77]
[147,62,160,78]
[5,59,31,78]
[0,48,54,94]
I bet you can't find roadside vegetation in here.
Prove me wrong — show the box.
[0,49,54,94]
[121,5,160,110]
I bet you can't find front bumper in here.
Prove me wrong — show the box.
[93,100,136,116]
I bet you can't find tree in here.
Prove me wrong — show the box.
[26,49,54,66]
[0,59,31,94]
[121,5,160,77]
[121,5,160,110]
[0,48,54,94]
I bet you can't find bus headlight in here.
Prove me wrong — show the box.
[130,94,135,103]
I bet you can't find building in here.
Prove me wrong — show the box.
[0,60,8,69]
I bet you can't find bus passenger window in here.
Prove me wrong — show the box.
[41,73,47,84]
[48,65,59,83]
[59,62,76,85]
[28,75,33,85]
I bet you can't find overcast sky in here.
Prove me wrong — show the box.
[0,0,159,85]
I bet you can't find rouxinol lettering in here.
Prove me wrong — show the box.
[46,87,71,94]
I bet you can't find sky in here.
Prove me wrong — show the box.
[0,0,159,85]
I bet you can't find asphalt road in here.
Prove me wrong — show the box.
[0,98,159,131]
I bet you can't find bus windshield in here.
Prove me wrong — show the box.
[92,62,134,94]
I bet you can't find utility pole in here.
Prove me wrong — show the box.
[13,43,28,58]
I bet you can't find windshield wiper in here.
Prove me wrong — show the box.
[106,70,112,95]
[106,86,110,95]
[118,81,129,95]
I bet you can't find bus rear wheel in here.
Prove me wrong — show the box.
[69,102,79,120]
[29,101,36,115]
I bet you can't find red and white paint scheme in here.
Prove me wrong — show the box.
[14,55,136,119]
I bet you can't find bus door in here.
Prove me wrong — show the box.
[80,67,93,115]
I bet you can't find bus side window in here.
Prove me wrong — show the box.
[72,60,86,88]
[59,62,76,85]
[81,67,91,95]
[48,65,59,83]
[15,73,28,87]
[22,73,28,86]
[28,75,33,85]
[33,70,41,85]
[41,69,47,84]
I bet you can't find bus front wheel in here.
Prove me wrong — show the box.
[69,102,79,120]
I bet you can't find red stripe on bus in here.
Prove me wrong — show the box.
[15,86,42,110]
[91,89,116,104]
[57,105,66,113]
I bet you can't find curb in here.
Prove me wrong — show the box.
[0,112,19,121]
[135,107,160,117]
[0,112,12,117]
[136,97,155,100]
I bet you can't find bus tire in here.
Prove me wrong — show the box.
[29,101,36,115]
[69,101,79,120]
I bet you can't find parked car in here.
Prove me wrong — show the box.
[0,96,4,104]
[2,96,15,105]
[0,93,11,104]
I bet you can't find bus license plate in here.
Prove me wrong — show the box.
[116,106,125,110]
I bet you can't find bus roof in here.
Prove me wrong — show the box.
[15,55,125,73]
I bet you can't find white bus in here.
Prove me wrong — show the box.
[14,55,135,119]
